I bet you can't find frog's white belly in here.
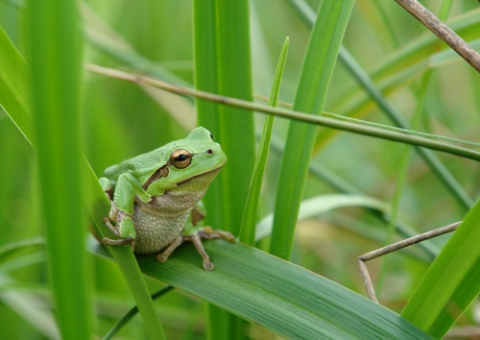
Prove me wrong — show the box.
[131,190,205,254]
[132,207,190,254]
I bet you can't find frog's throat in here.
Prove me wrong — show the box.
[176,165,224,186]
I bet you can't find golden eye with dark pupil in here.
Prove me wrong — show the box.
[170,149,192,169]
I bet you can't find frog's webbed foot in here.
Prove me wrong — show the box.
[157,227,235,271]
[197,226,235,242]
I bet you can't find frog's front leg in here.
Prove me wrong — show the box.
[157,224,235,271]
[101,173,152,246]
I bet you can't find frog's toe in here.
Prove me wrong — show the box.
[156,252,168,263]
[156,230,229,270]
[102,236,134,246]
[222,232,236,242]
[189,233,216,271]
[199,227,236,242]
[203,260,214,271]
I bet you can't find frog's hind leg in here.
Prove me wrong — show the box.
[156,232,215,271]
[189,233,215,271]
[157,235,185,264]
[157,226,235,271]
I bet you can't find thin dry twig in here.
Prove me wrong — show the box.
[394,0,480,72]
[358,221,462,303]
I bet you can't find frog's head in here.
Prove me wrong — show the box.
[144,127,227,195]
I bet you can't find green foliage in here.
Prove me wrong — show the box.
[402,198,480,338]
[270,0,355,260]
[193,1,256,338]
[0,26,30,143]
[240,37,289,246]
[26,0,92,338]
[92,240,431,339]
[0,0,479,339]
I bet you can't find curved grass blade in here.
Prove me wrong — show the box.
[256,194,439,258]
[0,237,44,263]
[91,239,432,339]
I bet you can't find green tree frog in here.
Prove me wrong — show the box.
[99,127,234,270]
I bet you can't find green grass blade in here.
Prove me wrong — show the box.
[193,0,223,233]
[1,20,166,338]
[91,240,432,339]
[321,111,480,149]
[0,237,44,263]
[82,3,190,88]
[86,64,480,163]
[0,275,59,339]
[370,8,480,80]
[104,286,174,340]
[289,0,473,210]
[239,37,289,246]
[431,38,480,67]
[256,193,440,258]
[84,163,167,339]
[25,0,92,337]
[402,198,480,338]
[437,0,453,21]
[193,1,256,339]
[338,47,473,209]
[270,0,355,259]
[195,0,256,235]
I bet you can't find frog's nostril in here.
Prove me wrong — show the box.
[207,149,213,154]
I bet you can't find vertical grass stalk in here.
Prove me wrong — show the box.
[270,0,355,259]
[194,1,256,339]
[239,37,289,246]
[26,0,92,337]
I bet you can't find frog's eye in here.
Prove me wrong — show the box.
[170,149,192,169]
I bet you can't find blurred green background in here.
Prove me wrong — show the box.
[1,0,479,338]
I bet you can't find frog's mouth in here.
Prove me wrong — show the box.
[176,165,224,186]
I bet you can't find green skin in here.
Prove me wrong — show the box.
[99,127,234,270]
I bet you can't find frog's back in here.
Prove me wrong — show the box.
[103,129,205,181]
[104,147,170,181]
